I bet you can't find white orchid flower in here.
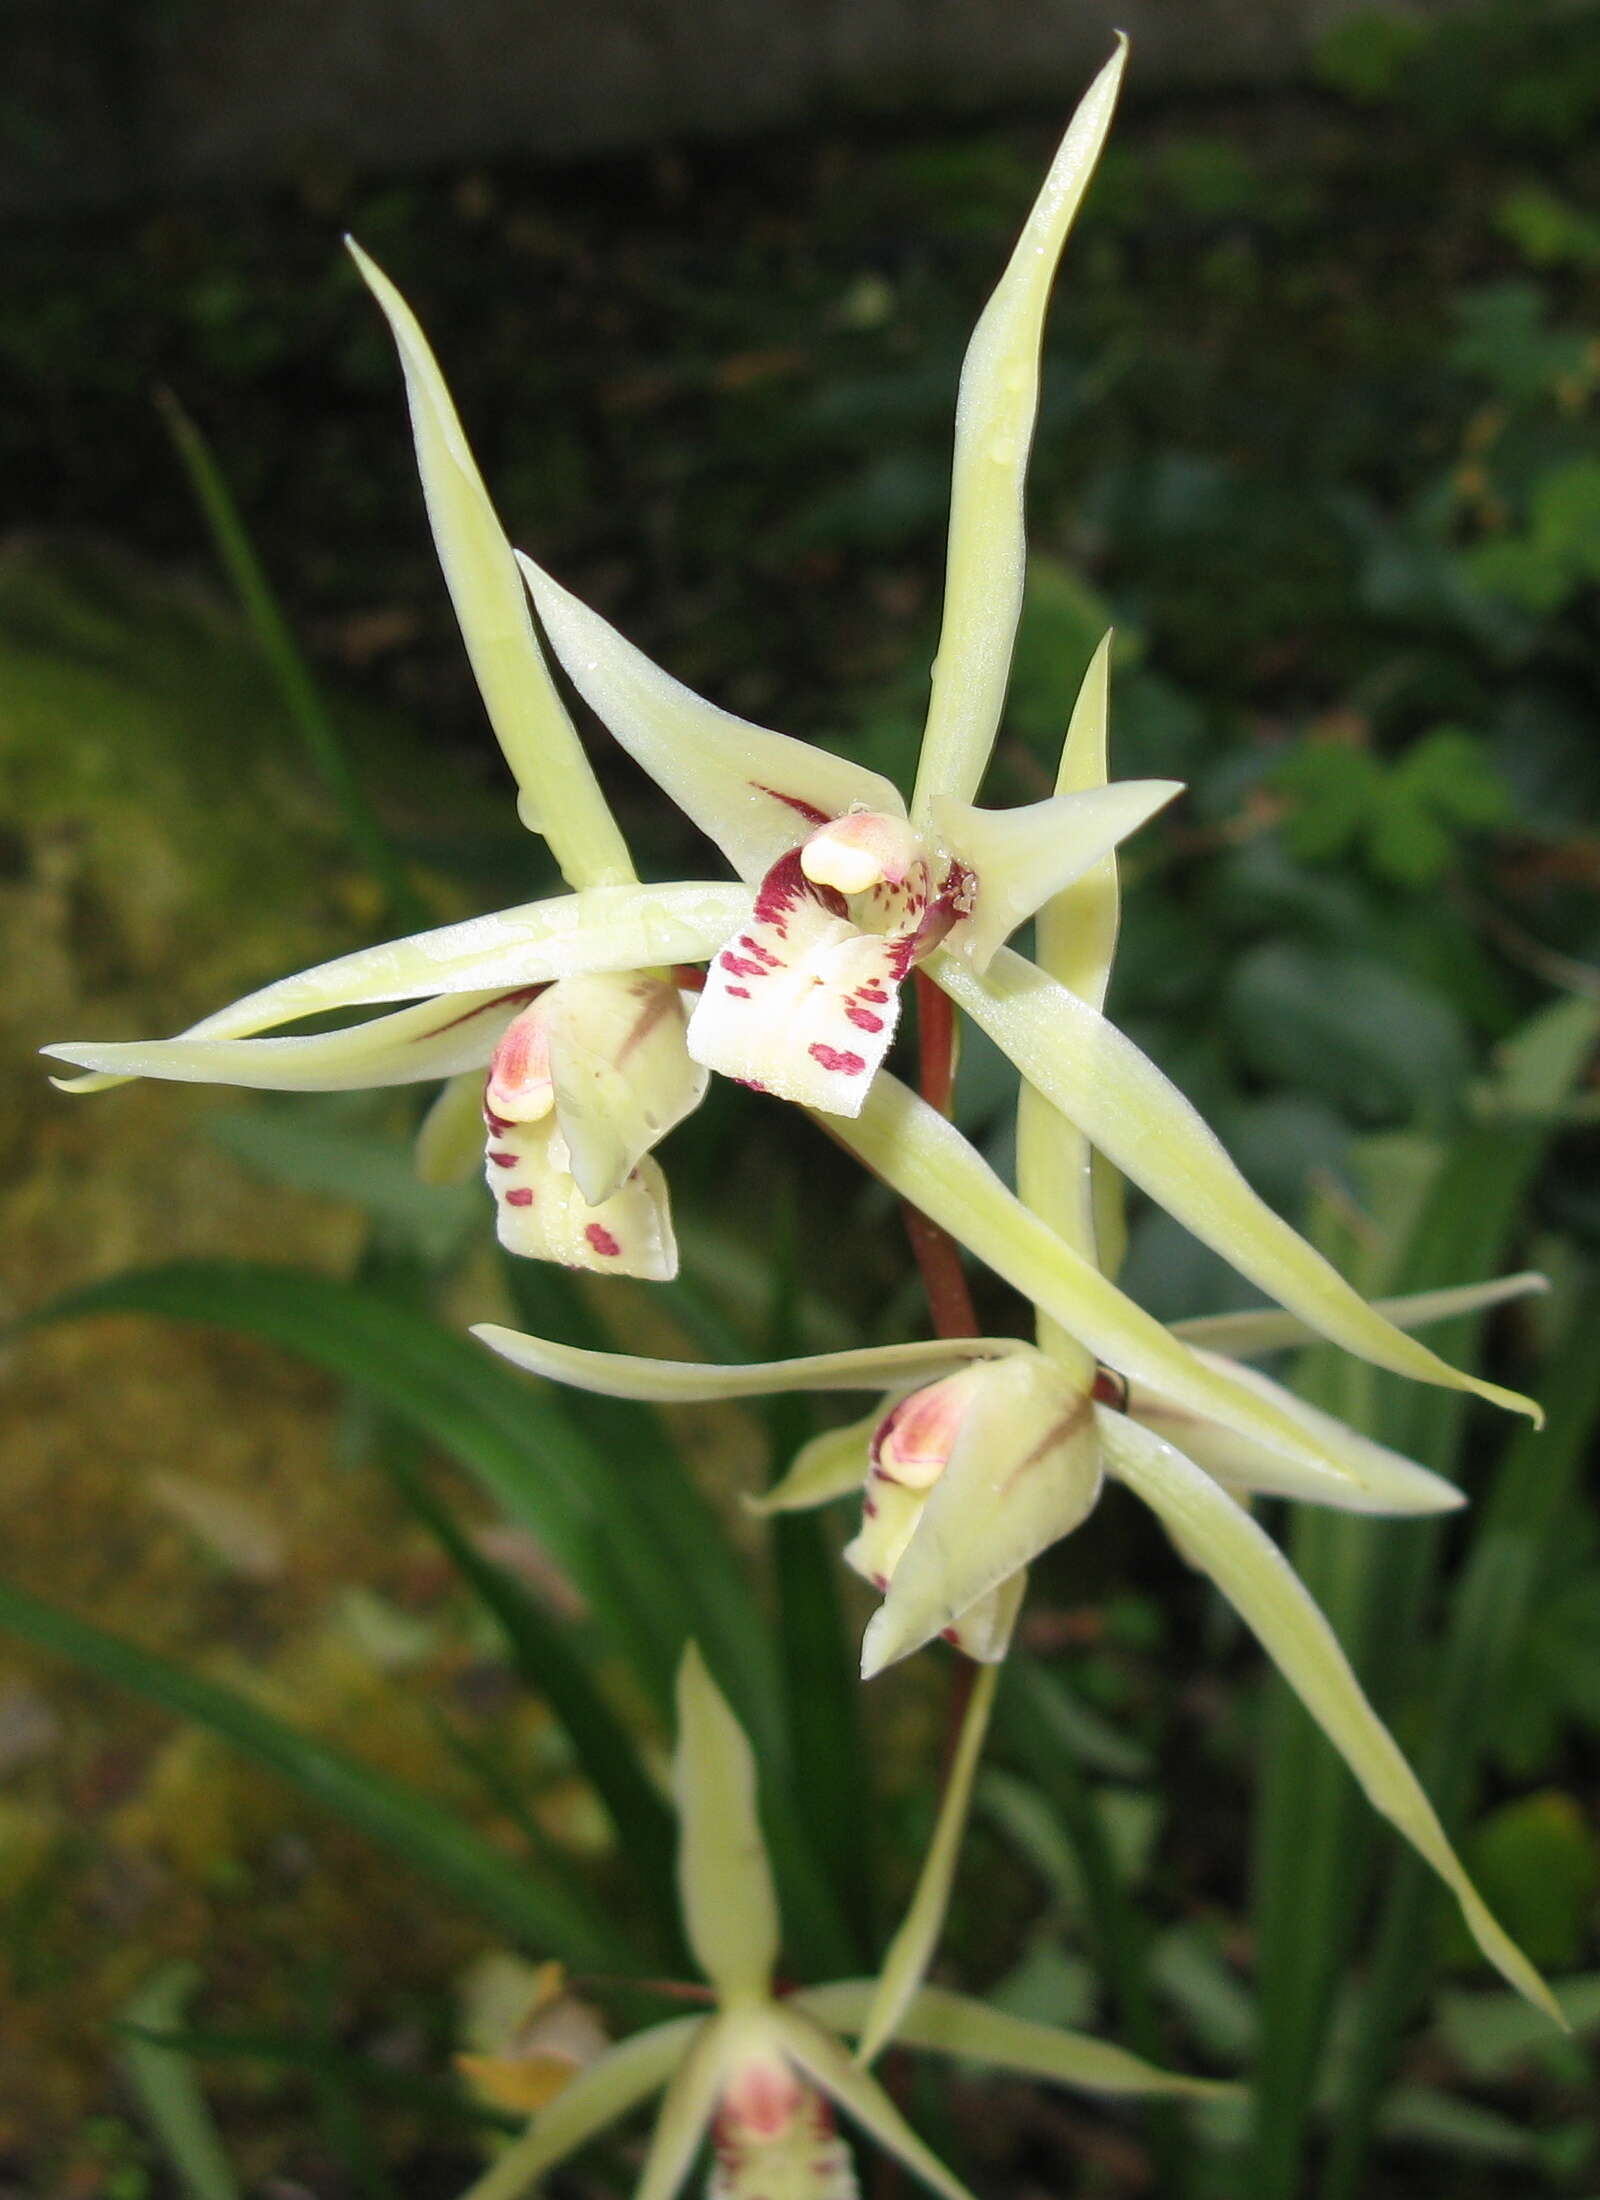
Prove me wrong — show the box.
[459,1646,1225,2200]
[42,244,739,1279]
[513,40,1183,1118]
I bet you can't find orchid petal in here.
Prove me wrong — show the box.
[487,1114,678,1281]
[688,855,909,1113]
[771,2008,977,2200]
[1128,1351,1466,1515]
[674,1646,781,2003]
[864,1359,1101,1675]
[1014,633,1117,1369]
[829,1076,1377,1492]
[910,38,1127,820]
[636,2013,734,2200]
[520,555,903,881]
[938,948,1542,1426]
[471,1328,1021,1404]
[415,1067,491,1185]
[61,889,751,1090]
[943,1572,1027,1664]
[46,986,527,1095]
[749,1414,878,1515]
[1097,1409,1563,2024]
[933,777,1181,973]
[348,242,632,888]
[456,2016,701,2200]
[797,1982,1234,2100]
[540,974,707,1204]
[855,1663,999,2065]
[1171,1273,1549,1361]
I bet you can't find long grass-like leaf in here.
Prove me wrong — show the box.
[18,1261,685,1710]
[1321,1283,1600,2199]
[0,1577,626,1965]
[118,1965,242,2200]
[158,388,425,928]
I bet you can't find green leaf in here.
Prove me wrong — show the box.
[0,1577,627,1966]
[118,1966,242,2200]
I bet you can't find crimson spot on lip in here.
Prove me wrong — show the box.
[845,1005,884,1033]
[505,1187,534,1207]
[808,1043,866,1075]
[488,1150,518,1168]
[584,1223,621,1257]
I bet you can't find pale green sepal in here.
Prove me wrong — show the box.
[46,986,521,1094]
[1097,1410,1565,2026]
[146,884,752,1052]
[674,1647,781,2003]
[934,778,1180,973]
[455,2015,701,2200]
[520,554,904,882]
[1171,1273,1549,1361]
[1014,631,1117,1361]
[938,948,1542,1426]
[855,1664,999,2065]
[415,1067,490,1185]
[635,2013,734,2200]
[829,1076,1377,1493]
[1129,1351,1466,1515]
[909,39,1127,822]
[542,974,707,1204]
[863,1359,1101,1674]
[348,241,632,889]
[749,1414,877,1514]
[471,1326,1022,1404]
[770,2008,977,2200]
[799,1982,1235,2101]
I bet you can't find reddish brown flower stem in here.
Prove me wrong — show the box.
[900,973,980,1341]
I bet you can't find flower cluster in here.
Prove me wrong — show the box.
[47,37,1564,2196]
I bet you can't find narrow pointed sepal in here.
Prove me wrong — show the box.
[1127,1351,1467,1515]
[453,2016,702,2200]
[855,1664,999,2066]
[751,1415,876,1515]
[674,1647,782,2004]
[938,948,1543,1426]
[347,241,632,888]
[415,1066,492,1185]
[45,985,533,1094]
[771,2009,978,2200]
[797,1982,1236,2101]
[1097,1409,1565,2027]
[934,778,1181,972]
[538,972,707,1203]
[486,1114,678,1280]
[636,2015,735,2200]
[470,1329,1020,1405]
[520,554,903,882]
[689,853,908,1113]
[910,37,1128,821]
[1171,1272,1549,1361]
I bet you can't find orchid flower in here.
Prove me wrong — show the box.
[460,1646,1226,2200]
[469,644,1560,2029]
[42,244,746,1279]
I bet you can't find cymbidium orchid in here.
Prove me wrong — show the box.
[42,241,742,1280]
[460,1646,1225,2200]
[473,637,1561,2029]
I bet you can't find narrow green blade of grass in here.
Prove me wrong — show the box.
[1321,1282,1600,2200]
[18,1261,686,1712]
[1250,1000,1598,2197]
[119,1965,242,2200]
[497,1255,789,1775]
[158,388,425,928]
[998,1656,1186,2197]
[0,1576,627,1966]
[381,1444,680,1948]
